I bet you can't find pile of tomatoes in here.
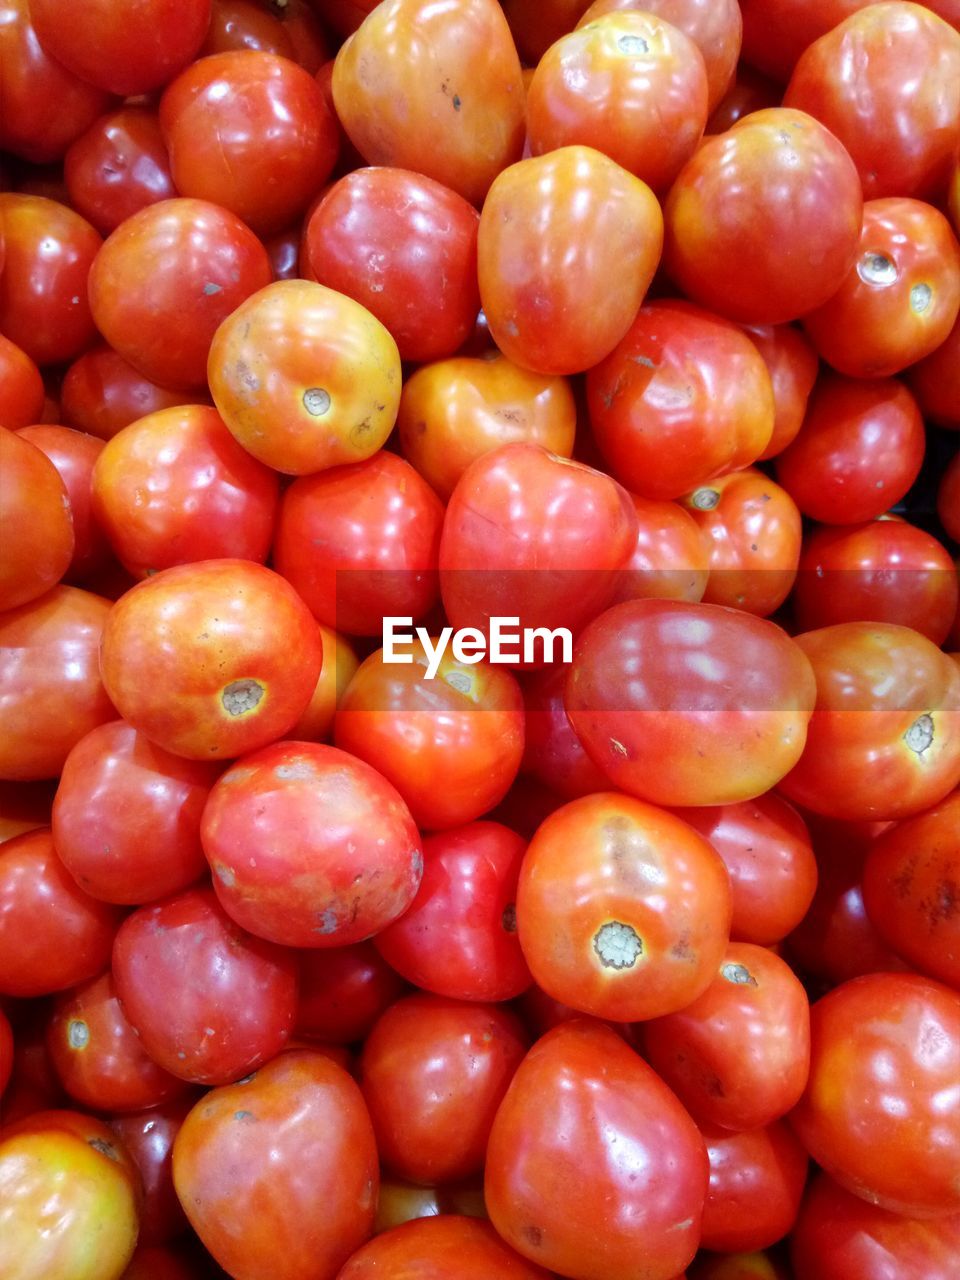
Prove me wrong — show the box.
[1,1,959,1278]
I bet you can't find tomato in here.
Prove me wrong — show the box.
[792,518,958,646]
[359,994,527,1185]
[700,1122,808,1254]
[88,198,273,393]
[566,599,816,807]
[334,640,525,830]
[0,1110,141,1280]
[108,1099,194,1247]
[478,147,663,374]
[779,623,960,822]
[862,790,960,987]
[586,300,775,501]
[0,428,74,611]
[683,468,802,617]
[791,1172,960,1280]
[783,2,960,201]
[742,323,819,461]
[0,335,45,430]
[526,12,708,195]
[642,943,810,1131]
[802,198,960,378]
[160,52,338,237]
[374,821,532,1002]
[111,885,298,1085]
[338,1214,554,1278]
[172,1049,378,1280]
[296,941,407,1044]
[775,374,926,524]
[29,0,212,96]
[906,312,960,431]
[663,108,863,325]
[99,559,322,761]
[288,623,359,743]
[199,740,423,948]
[0,827,120,998]
[789,973,960,1218]
[304,167,481,363]
[485,1019,708,1280]
[91,405,279,579]
[332,0,525,207]
[610,495,710,606]
[201,0,296,59]
[207,279,402,474]
[60,346,210,443]
[516,792,731,1021]
[521,663,611,801]
[64,108,176,237]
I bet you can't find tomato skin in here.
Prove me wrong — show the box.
[99,559,323,762]
[200,741,423,948]
[0,1110,141,1280]
[783,2,960,201]
[610,495,710,606]
[0,428,75,612]
[108,1098,194,1247]
[742,323,819,461]
[906,312,960,431]
[566,599,816,807]
[478,146,663,375]
[642,943,810,1131]
[790,1172,960,1280]
[0,334,46,430]
[862,790,960,987]
[296,941,407,1044]
[289,623,359,744]
[700,1122,808,1254]
[111,885,298,1085]
[338,1214,555,1278]
[789,973,960,1218]
[664,108,863,325]
[374,822,532,1002]
[332,0,525,207]
[60,345,211,443]
[485,1019,708,1280]
[64,107,176,236]
[779,623,960,822]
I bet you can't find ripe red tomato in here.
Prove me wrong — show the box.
[906,312,960,431]
[0,335,45,430]
[340,1214,555,1277]
[64,108,177,236]
[700,1121,808,1254]
[296,941,407,1045]
[0,428,74,611]
[108,1099,194,1247]
[610,495,710,606]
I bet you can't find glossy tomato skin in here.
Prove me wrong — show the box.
[30,0,212,95]
[111,885,298,1085]
[374,821,532,1002]
[64,107,176,236]
[207,279,402,474]
[108,1098,195,1246]
[160,51,338,237]
[0,194,101,366]
[0,428,74,611]
[906,312,960,430]
[566,599,816,807]
[779,623,960,821]
[586,300,775,501]
[742,323,819,461]
[296,941,407,1044]
[671,794,816,945]
[0,335,45,429]
[790,1171,960,1280]
[520,663,611,801]
[610,495,710,606]
[88,198,273,392]
[200,741,423,948]
[0,1110,141,1280]
[338,1214,555,1278]
[478,147,663,375]
[60,345,210,442]
[0,827,121,998]
[642,943,810,1131]
[862,790,960,987]
[52,720,218,904]
[335,642,526,831]
[485,1019,708,1280]
[664,108,863,325]
[783,2,960,201]
[100,559,322,761]
[700,1122,808,1254]
[360,994,528,1185]
[0,586,115,781]
[91,405,279,579]
[332,0,525,207]
[288,623,359,743]
[172,1049,378,1280]
[789,973,960,1218]
[802,198,960,379]
[305,167,481,363]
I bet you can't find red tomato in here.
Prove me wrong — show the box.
[517,792,732,1021]
[200,740,423,948]
[610,495,710,606]
[64,108,176,236]
[172,1049,378,1280]
[741,323,820,461]
[906,312,960,430]
[565,599,816,807]
[296,942,407,1045]
[338,1214,554,1278]
[374,821,532,1002]
[664,108,863,325]
[108,1099,195,1247]
[332,0,525,206]
[288,623,359,744]
[111,885,298,1085]
[485,1019,708,1280]
[60,345,211,442]
[0,334,45,429]
[0,428,74,611]
[478,147,663,374]
[201,0,296,60]
[700,1122,808,1254]
[521,663,611,801]
[99,559,322,761]
[789,973,960,1218]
